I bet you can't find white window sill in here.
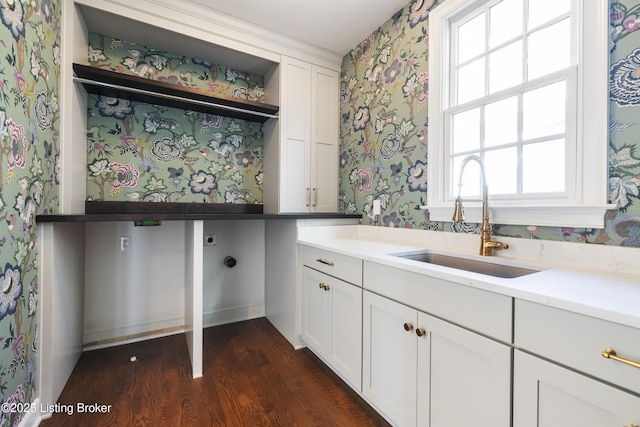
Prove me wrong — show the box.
[421,204,617,228]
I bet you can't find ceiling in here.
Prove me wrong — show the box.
[189,0,410,55]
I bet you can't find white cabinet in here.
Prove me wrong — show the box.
[514,300,640,426]
[300,247,362,391]
[265,57,339,213]
[514,350,640,427]
[310,65,340,212]
[363,290,511,427]
[362,290,418,426]
[423,311,511,427]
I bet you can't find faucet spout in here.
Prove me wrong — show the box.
[452,155,508,256]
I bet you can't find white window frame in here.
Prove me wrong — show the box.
[426,0,614,228]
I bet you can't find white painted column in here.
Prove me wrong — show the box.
[38,223,85,413]
[184,220,203,378]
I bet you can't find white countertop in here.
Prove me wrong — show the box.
[297,225,640,329]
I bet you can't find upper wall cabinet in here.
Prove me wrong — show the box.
[263,57,339,214]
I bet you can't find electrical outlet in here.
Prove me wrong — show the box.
[204,234,217,246]
[120,236,131,251]
[373,199,381,215]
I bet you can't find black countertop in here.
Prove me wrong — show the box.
[36,201,362,223]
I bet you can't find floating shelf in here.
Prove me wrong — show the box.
[73,63,279,123]
[35,201,361,223]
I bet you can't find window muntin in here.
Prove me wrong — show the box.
[445,0,576,200]
[427,0,612,228]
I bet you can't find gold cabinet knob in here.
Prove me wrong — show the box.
[403,322,414,331]
[416,327,426,337]
[318,283,324,289]
[324,284,331,291]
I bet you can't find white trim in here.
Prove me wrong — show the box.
[202,303,266,328]
[17,398,42,427]
[82,303,265,350]
[76,0,343,71]
[82,316,186,348]
[427,0,611,228]
[424,204,615,228]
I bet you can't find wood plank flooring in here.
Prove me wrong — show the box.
[41,318,389,426]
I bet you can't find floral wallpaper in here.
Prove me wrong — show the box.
[340,0,640,248]
[0,0,61,425]
[86,33,265,204]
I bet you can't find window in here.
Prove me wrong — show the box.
[427,0,613,228]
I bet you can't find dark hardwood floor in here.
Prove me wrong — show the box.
[41,318,389,426]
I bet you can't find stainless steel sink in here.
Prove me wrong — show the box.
[391,251,540,278]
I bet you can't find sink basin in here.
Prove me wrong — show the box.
[391,251,540,279]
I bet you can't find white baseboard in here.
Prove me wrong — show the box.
[83,303,266,350]
[18,398,42,427]
[203,303,265,328]
[83,316,185,350]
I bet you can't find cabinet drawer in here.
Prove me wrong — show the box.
[364,261,512,342]
[515,300,640,395]
[300,245,362,286]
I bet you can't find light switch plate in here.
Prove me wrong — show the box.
[373,199,381,215]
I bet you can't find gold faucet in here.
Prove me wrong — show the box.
[452,155,509,256]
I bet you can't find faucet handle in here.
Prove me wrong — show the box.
[485,241,509,251]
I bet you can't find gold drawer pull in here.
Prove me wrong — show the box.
[316,258,335,266]
[623,424,638,427]
[416,327,426,337]
[602,348,640,369]
[403,322,414,332]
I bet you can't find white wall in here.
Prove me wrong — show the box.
[202,220,266,326]
[83,220,265,348]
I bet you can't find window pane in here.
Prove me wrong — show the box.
[458,12,486,63]
[527,18,571,80]
[485,147,518,194]
[489,40,523,93]
[489,0,523,48]
[485,96,518,147]
[457,57,485,104]
[452,108,481,154]
[523,139,565,193]
[452,154,483,198]
[528,0,570,29]
[522,81,565,140]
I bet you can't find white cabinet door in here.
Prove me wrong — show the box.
[363,291,418,427]
[419,312,511,427]
[514,350,640,427]
[301,266,330,355]
[329,277,362,391]
[275,58,339,213]
[279,57,312,213]
[301,266,362,391]
[310,65,338,213]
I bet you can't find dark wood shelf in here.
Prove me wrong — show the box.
[36,201,362,223]
[73,63,279,123]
